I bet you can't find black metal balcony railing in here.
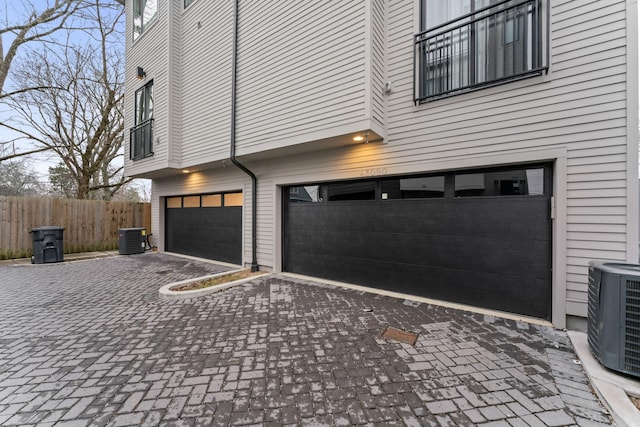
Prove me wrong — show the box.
[414,0,547,103]
[130,118,154,161]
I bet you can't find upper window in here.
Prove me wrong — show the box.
[184,0,194,8]
[415,0,546,102]
[130,80,154,160]
[133,0,157,40]
[135,80,153,125]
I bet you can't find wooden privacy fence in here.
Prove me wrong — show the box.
[0,196,151,259]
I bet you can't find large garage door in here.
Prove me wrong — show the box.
[166,192,242,264]
[284,164,552,320]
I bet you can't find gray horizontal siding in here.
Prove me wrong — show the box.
[234,0,370,154]
[180,0,233,164]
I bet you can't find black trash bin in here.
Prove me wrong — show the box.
[118,228,146,255]
[30,226,64,264]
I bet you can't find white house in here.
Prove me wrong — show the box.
[124,0,639,329]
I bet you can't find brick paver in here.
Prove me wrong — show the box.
[0,253,612,426]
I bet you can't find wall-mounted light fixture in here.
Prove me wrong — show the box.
[182,169,190,174]
[353,133,367,143]
[353,132,384,144]
[136,66,146,80]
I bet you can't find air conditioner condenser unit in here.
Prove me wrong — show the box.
[588,261,640,378]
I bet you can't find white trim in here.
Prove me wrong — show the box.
[381,0,389,142]
[156,194,165,253]
[541,0,552,81]
[166,0,177,165]
[412,0,421,102]
[553,154,568,329]
[363,0,373,121]
[412,0,420,35]
[626,0,639,264]
[241,182,248,268]
[273,184,283,273]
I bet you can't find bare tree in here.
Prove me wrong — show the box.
[0,0,84,99]
[3,1,128,200]
[0,0,125,162]
[0,158,45,196]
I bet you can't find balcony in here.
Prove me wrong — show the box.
[414,0,547,103]
[130,118,154,161]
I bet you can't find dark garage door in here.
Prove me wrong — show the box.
[166,192,242,264]
[284,165,552,320]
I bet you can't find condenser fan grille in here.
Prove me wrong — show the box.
[625,279,640,374]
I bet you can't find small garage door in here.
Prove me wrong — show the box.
[283,164,552,320]
[166,192,242,264]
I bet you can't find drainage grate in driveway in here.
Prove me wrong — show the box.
[382,326,418,346]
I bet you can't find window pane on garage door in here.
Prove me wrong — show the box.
[455,167,546,197]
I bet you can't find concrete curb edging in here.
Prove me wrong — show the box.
[158,269,269,300]
[567,331,640,427]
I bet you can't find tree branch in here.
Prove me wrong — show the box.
[0,146,53,162]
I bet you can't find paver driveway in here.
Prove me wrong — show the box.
[0,253,611,426]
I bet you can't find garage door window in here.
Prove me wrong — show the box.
[183,196,200,207]
[455,167,545,197]
[327,181,375,201]
[167,197,182,208]
[224,193,243,207]
[289,186,322,202]
[202,194,222,207]
[381,176,445,199]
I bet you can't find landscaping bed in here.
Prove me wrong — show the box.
[171,269,264,291]
[158,268,268,301]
